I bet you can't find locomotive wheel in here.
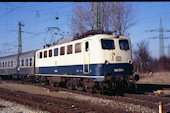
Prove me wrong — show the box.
[67,78,75,90]
[49,80,56,87]
[115,82,124,96]
[84,80,96,93]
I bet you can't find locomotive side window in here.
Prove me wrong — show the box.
[67,45,73,54]
[119,40,129,50]
[30,58,32,66]
[101,39,115,50]
[60,46,65,55]
[85,42,89,52]
[40,52,42,59]
[54,48,58,56]
[44,51,47,58]
[49,49,52,57]
[0,62,1,68]
[75,43,81,53]
[3,62,4,67]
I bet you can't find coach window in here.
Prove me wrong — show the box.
[60,46,65,55]
[11,61,13,67]
[54,48,58,56]
[40,52,42,59]
[8,61,10,67]
[5,61,7,67]
[22,59,24,66]
[85,42,89,52]
[30,58,32,66]
[49,49,52,57]
[26,59,28,66]
[44,51,47,58]
[0,62,1,68]
[67,45,73,54]
[75,43,81,53]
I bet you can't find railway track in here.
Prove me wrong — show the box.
[0,79,170,112]
[124,94,170,112]
[0,87,123,113]
[38,81,170,112]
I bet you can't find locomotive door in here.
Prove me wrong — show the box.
[83,40,90,74]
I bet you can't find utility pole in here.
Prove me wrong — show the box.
[168,45,170,57]
[94,2,100,30]
[18,22,24,54]
[164,45,170,57]
[17,22,24,76]
[146,18,170,58]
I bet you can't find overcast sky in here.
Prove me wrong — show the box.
[0,2,170,59]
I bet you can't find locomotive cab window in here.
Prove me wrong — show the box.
[119,40,129,51]
[101,39,115,50]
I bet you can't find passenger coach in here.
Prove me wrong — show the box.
[0,50,36,78]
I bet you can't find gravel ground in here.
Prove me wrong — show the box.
[0,81,158,113]
[0,98,49,113]
[60,91,157,113]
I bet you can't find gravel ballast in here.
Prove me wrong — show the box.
[0,98,49,113]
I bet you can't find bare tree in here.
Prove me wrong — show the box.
[111,2,136,35]
[71,2,136,35]
[133,40,152,73]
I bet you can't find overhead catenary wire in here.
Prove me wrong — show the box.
[0,3,25,18]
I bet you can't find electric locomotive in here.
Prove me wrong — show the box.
[35,30,139,93]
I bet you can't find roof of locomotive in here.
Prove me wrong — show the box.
[54,33,129,46]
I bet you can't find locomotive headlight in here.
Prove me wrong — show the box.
[116,56,122,61]
[104,60,110,65]
[128,59,132,64]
